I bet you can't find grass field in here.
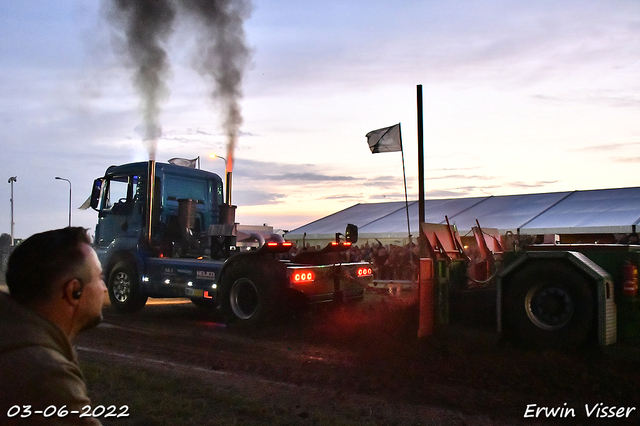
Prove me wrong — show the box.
[79,349,487,426]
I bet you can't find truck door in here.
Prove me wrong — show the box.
[95,174,145,250]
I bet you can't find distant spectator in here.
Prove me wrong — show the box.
[372,245,391,280]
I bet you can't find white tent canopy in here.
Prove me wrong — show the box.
[521,187,640,235]
[286,187,640,245]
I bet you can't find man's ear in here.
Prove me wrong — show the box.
[63,279,83,305]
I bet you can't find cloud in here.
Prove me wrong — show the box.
[506,180,559,189]
[369,192,411,201]
[612,157,640,164]
[424,189,471,198]
[570,142,640,153]
[426,166,482,172]
[232,189,285,206]
[248,0,640,101]
[261,172,356,182]
[231,158,357,182]
[416,180,559,199]
[533,93,640,109]
[322,194,365,201]
[427,174,496,181]
[362,175,403,188]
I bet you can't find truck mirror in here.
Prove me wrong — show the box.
[89,179,102,211]
[345,224,358,243]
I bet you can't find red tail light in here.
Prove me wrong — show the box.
[331,242,352,247]
[357,267,373,277]
[292,271,315,284]
[262,241,295,253]
[623,261,638,297]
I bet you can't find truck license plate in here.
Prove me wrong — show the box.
[185,288,204,297]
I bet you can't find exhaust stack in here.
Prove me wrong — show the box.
[147,160,156,244]
[209,170,236,259]
[225,171,232,206]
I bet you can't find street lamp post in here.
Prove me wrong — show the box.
[210,154,227,168]
[8,176,17,245]
[55,176,72,227]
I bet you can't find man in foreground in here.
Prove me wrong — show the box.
[0,227,107,425]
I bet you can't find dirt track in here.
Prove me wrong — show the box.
[74,289,640,425]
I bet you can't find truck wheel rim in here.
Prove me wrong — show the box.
[112,271,131,303]
[230,278,258,320]
[525,284,573,330]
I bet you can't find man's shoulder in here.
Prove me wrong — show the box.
[0,345,96,423]
[0,293,76,361]
[0,294,88,415]
[0,344,84,392]
[2,343,80,371]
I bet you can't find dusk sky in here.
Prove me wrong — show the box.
[1,0,639,239]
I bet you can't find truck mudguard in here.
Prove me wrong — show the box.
[497,250,616,347]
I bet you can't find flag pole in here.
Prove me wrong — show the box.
[398,123,412,246]
[365,122,411,245]
[417,85,426,258]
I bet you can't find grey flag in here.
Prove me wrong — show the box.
[366,123,402,153]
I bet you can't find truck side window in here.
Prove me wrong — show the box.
[105,176,132,213]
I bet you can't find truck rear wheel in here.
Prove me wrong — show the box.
[503,261,594,348]
[107,261,148,312]
[219,259,284,327]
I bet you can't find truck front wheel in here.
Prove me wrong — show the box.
[107,261,148,312]
[503,261,594,348]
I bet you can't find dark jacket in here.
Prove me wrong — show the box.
[0,293,101,425]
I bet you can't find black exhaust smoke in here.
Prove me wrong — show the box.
[178,0,253,176]
[107,0,176,160]
[106,0,253,173]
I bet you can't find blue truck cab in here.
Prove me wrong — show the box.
[90,161,226,311]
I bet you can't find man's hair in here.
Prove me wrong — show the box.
[6,227,92,305]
